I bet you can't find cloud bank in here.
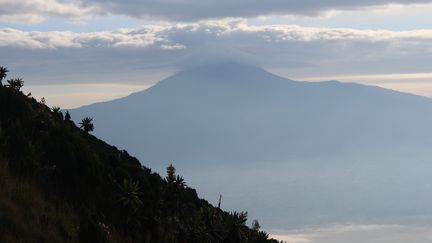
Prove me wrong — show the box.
[3,0,432,23]
[77,0,432,21]
[2,21,432,85]
[0,27,185,49]
[0,0,98,24]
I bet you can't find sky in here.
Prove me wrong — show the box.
[3,1,432,108]
[270,224,432,243]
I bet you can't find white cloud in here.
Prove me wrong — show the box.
[0,0,98,24]
[4,20,432,49]
[0,26,186,49]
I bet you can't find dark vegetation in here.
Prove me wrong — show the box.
[0,66,282,243]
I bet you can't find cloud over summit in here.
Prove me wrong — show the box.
[2,21,432,87]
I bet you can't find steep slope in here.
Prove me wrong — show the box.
[0,81,278,242]
[71,63,432,228]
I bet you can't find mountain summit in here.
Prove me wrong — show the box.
[72,62,432,166]
[72,63,432,227]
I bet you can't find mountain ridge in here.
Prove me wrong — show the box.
[77,62,432,113]
[71,62,432,165]
[71,62,432,228]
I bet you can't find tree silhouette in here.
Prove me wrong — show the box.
[166,164,176,183]
[116,179,143,209]
[52,106,61,113]
[175,175,186,189]
[192,207,225,242]
[51,106,64,120]
[6,78,24,91]
[249,219,262,242]
[252,219,261,231]
[79,117,94,133]
[64,111,71,121]
[115,179,145,227]
[0,66,9,86]
[224,212,249,243]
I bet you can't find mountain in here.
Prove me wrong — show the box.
[71,63,432,228]
[72,63,432,164]
[0,75,279,242]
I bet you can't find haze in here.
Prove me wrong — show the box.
[3,0,432,242]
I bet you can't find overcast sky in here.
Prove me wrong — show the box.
[2,1,432,107]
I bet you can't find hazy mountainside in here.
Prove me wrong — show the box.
[72,63,432,228]
[72,63,432,166]
[0,80,279,242]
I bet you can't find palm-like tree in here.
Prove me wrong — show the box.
[224,212,249,243]
[52,106,61,113]
[51,106,64,120]
[6,78,24,91]
[194,207,224,242]
[255,231,271,242]
[175,175,186,189]
[0,66,8,85]
[115,179,144,227]
[79,117,94,133]
[116,179,143,209]
[165,165,186,189]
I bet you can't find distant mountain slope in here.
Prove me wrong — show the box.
[0,78,278,242]
[72,63,432,165]
[71,63,432,228]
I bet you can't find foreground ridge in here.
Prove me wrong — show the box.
[0,67,282,243]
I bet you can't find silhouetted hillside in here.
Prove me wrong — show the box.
[0,72,280,242]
